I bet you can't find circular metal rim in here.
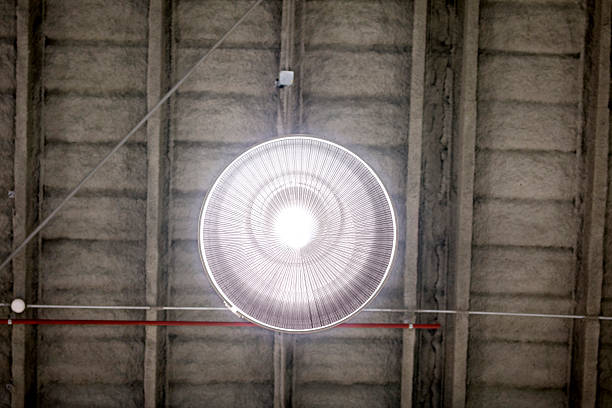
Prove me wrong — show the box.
[198,135,398,333]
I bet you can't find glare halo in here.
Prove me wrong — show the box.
[198,135,397,333]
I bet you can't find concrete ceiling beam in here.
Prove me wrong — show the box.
[570,0,611,406]
[444,0,480,406]
[401,0,428,406]
[143,0,171,406]
[11,0,43,406]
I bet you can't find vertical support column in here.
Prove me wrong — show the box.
[570,0,610,406]
[274,1,303,407]
[273,332,295,408]
[144,0,171,406]
[401,0,427,406]
[444,0,479,407]
[12,0,43,406]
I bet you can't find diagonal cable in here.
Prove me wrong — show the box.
[0,0,264,272]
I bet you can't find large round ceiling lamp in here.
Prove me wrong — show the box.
[198,136,397,333]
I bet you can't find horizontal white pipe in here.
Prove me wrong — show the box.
[27,304,150,310]
[466,310,585,319]
[7,304,610,321]
[365,308,590,319]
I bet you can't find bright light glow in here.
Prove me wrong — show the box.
[274,206,315,249]
[199,136,397,333]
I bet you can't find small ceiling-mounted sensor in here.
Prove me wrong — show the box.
[275,70,294,88]
[10,298,26,314]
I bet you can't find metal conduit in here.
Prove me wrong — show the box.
[7,303,611,321]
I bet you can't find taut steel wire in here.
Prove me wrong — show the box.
[199,136,397,333]
[0,0,264,272]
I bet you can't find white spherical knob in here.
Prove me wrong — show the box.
[10,298,26,314]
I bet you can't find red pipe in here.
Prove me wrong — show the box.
[0,319,440,329]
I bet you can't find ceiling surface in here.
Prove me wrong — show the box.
[0,0,610,407]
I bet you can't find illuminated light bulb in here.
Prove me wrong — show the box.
[199,136,397,333]
[274,207,315,249]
